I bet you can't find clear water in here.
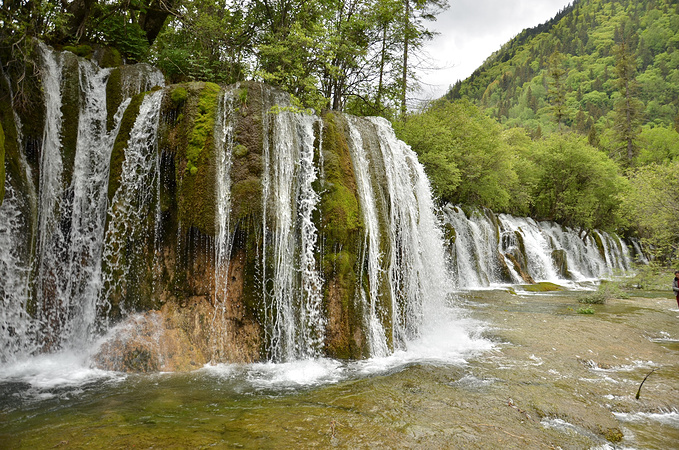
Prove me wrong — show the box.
[1,290,676,449]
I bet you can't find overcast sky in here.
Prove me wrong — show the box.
[417,0,573,101]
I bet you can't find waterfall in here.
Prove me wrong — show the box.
[0,45,640,369]
[346,116,389,357]
[34,43,68,350]
[100,90,164,318]
[444,205,635,289]
[211,88,237,360]
[0,67,38,362]
[0,174,37,360]
[348,117,455,352]
[261,100,325,361]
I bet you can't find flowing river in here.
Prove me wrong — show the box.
[1,288,677,449]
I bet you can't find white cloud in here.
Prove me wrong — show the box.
[416,0,573,101]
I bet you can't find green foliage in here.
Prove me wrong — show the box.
[620,263,674,290]
[528,134,627,231]
[97,14,150,62]
[578,281,629,304]
[446,0,679,144]
[621,161,679,262]
[577,306,595,314]
[394,100,522,211]
[151,0,250,84]
[636,125,679,165]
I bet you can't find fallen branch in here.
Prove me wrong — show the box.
[635,368,657,400]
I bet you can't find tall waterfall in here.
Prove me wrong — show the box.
[444,205,636,289]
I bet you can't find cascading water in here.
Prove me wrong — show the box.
[33,43,67,350]
[443,204,635,289]
[260,96,326,361]
[99,90,164,318]
[0,45,639,372]
[346,116,456,354]
[0,44,164,361]
[211,88,237,360]
[346,116,389,357]
[0,66,38,362]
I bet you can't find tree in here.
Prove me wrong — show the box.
[547,51,567,131]
[152,0,253,84]
[622,162,679,262]
[394,100,520,211]
[529,134,626,232]
[397,0,446,119]
[612,38,644,165]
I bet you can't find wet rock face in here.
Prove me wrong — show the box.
[93,310,207,372]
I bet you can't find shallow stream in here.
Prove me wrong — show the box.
[1,290,677,449]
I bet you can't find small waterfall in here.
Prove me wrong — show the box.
[346,117,389,357]
[211,88,236,360]
[34,43,67,349]
[32,45,137,351]
[368,117,453,345]
[261,101,325,361]
[0,66,39,362]
[444,205,636,289]
[100,90,164,318]
[298,114,325,357]
[444,206,503,288]
[0,174,37,360]
[347,117,455,353]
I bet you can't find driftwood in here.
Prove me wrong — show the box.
[635,368,657,400]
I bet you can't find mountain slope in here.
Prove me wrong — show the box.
[444,0,679,137]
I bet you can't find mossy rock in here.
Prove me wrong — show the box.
[97,47,123,68]
[106,67,124,132]
[0,73,34,218]
[592,231,606,260]
[169,86,188,106]
[317,112,368,359]
[602,427,623,443]
[63,44,93,58]
[551,248,570,279]
[176,82,221,235]
[522,282,565,292]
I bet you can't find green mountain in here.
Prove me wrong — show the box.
[444,0,679,137]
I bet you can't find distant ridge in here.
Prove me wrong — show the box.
[444,0,679,136]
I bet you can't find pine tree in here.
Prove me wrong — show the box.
[612,39,644,164]
[548,51,567,131]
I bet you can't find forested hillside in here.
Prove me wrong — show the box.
[397,0,679,263]
[446,0,679,147]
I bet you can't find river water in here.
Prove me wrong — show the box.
[1,289,677,449]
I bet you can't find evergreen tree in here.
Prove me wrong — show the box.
[612,38,644,165]
[548,51,567,131]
